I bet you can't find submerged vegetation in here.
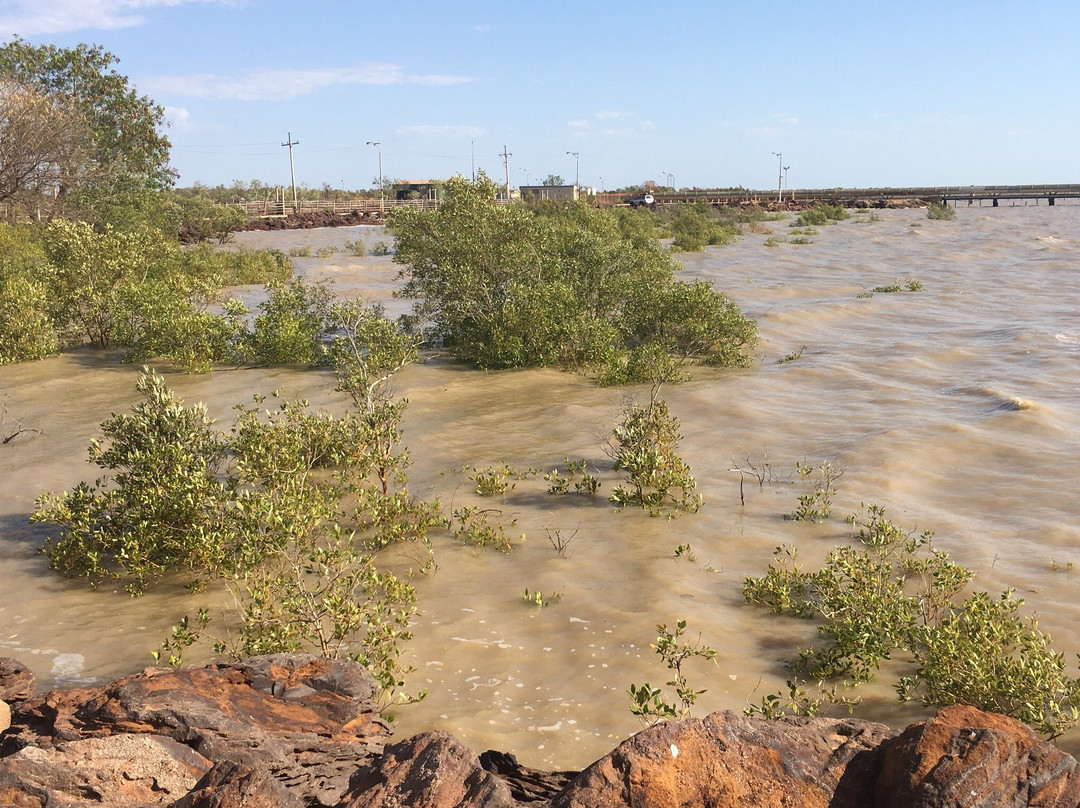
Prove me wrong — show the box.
[743,502,1080,738]
[13,33,1069,746]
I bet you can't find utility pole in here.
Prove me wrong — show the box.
[471,139,475,182]
[500,145,512,201]
[772,152,783,203]
[566,151,579,187]
[366,140,383,216]
[282,132,299,214]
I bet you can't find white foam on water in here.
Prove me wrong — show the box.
[50,653,85,677]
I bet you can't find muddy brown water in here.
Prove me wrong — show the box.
[2,206,1079,768]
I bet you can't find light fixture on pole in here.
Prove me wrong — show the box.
[772,152,783,203]
[366,141,383,215]
[566,151,579,187]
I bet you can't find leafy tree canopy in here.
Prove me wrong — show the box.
[390,174,757,382]
[0,37,173,213]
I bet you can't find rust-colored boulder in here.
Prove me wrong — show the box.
[0,733,210,807]
[551,710,895,808]
[170,760,304,808]
[0,658,35,702]
[2,654,389,807]
[877,704,1080,808]
[338,730,518,808]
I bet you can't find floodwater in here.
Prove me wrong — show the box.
[2,204,1079,769]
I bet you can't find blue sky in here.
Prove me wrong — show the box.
[3,0,1078,192]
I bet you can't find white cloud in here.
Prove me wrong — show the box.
[144,64,475,101]
[163,105,189,129]
[397,124,484,138]
[594,110,627,120]
[0,0,242,35]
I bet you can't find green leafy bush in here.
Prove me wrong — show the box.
[608,395,701,515]
[0,223,57,363]
[38,301,435,704]
[239,278,334,366]
[545,458,601,495]
[744,503,1080,737]
[926,202,956,220]
[666,203,741,252]
[793,203,849,227]
[34,369,233,593]
[629,620,716,724]
[391,174,756,380]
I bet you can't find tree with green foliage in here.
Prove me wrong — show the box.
[171,195,249,243]
[792,203,849,227]
[391,174,757,382]
[0,38,173,204]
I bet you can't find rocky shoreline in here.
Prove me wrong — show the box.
[2,655,1079,807]
[231,197,928,235]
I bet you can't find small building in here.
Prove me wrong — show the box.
[518,184,582,202]
[394,180,446,201]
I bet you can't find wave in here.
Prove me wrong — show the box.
[944,385,1038,412]
[1054,331,1080,348]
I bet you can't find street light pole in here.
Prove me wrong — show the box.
[783,166,790,200]
[566,151,579,187]
[772,152,783,203]
[366,141,383,215]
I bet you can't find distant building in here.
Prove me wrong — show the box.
[518,184,584,202]
[393,180,446,201]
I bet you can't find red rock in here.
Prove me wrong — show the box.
[337,731,518,808]
[0,734,210,807]
[0,658,35,702]
[551,710,895,808]
[2,655,389,807]
[170,761,304,808]
[876,704,1080,808]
